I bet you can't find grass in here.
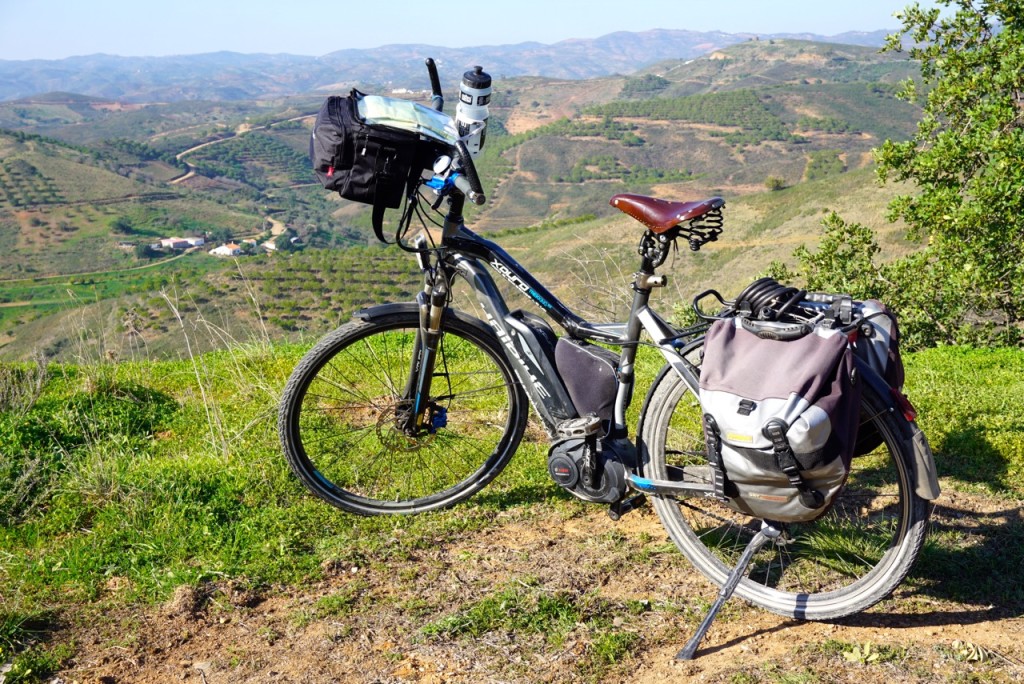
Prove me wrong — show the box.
[0,338,559,670]
[0,252,224,303]
[0,338,1022,681]
[422,582,583,643]
[905,346,1024,495]
[421,581,645,676]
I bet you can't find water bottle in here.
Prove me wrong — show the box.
[455,66,491,158]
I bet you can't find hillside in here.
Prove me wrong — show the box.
[0,130,264,276]
[632,39,918,97]
[0,169,911,362]
[0,39,923,361]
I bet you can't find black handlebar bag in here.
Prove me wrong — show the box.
[310,90,446,241]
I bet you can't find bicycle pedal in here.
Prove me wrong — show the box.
[556,415,602,439]
[608,494,646,521]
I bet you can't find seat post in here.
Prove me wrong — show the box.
[610,241,663,431]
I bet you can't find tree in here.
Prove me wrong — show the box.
[792,212,883,296]
[208,226,233,244]
[134,243,158,259]
[875,0,1024,345]
[111,216,134,234]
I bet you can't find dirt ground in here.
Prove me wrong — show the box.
[51,490,1024,683]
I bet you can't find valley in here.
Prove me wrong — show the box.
[0,38,922,361]
[6,26,1024,684]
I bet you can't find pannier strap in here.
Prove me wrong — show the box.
[762,419,826,510]
[370,166,418,244]
[701,414,731,501]
[371,195,388,243]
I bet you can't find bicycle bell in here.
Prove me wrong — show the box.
[455,65,491,157]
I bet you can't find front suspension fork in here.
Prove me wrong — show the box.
[400,270,449,435]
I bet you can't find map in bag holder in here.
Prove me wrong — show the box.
[356,95,460,146]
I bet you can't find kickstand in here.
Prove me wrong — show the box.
[676,521,783,661]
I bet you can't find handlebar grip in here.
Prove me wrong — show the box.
[739,317,811,341]
[424,58,444,112]
[454,140,486,203]
[453,174,485,205]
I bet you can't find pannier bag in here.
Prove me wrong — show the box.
[850,298,903,391]
[310,90,454,241]
[731,278,904,392]
[698,317,862,522]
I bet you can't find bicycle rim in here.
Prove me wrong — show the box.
[641,370,929,619]
[279,310,526,515]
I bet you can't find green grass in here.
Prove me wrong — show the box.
[0,343,557,669]
[0,254,230,338]
[422,581,645,677]
[0,340,1021,680]
[0,254,224,303]
[906,346,1024,496]
[422,582,583,643]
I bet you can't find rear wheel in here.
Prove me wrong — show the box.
[639,362,930,620]
[279,308,528,515]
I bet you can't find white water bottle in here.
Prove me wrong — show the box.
[455,66,491,158]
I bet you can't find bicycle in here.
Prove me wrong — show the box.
[279,59,938,657]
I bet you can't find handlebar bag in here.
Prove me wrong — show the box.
[310,90,448,240]
[698,317,862,522]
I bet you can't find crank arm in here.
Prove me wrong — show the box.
[626,473,719,498]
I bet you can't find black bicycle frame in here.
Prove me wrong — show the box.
[407,195,705,440]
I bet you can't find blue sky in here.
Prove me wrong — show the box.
[0,0,915,61]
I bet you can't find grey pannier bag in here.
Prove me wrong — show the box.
[698,317,862,522]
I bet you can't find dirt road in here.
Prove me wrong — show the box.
[58,490,1024,683]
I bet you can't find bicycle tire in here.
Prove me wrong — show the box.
[638,357,930,620]
[279,307,528,515]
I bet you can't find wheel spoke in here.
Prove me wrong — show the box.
[641,353,928,619]
[279,312,524,514]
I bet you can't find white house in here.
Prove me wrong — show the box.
[209,243,242,257]
[160,236,205,249]
[160,237,190,250]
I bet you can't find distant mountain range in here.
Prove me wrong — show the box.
[0,28,893,103]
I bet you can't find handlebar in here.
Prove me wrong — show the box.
[452,174,485,205]
[424,58,444,112]
[453,140,486,204]
[421,57,487,205]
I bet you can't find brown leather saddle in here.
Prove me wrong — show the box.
[610,193,725,234]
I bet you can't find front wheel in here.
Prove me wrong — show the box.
[278,307,528,515]
[638,362,930,620]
